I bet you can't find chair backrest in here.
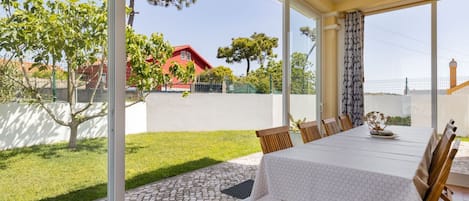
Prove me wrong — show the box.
[442,122,457,135]
[256,126,293,154]
[338,114,353,131]
[428,128,456,186]
[322,117,341,136]
[299,121,322,143]
[425,140,460,201]
[448,119,455,125]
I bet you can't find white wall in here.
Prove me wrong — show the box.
[291,95,317,121]
[3,93,469,150]
[0,102,146,150]
[125,102,147,134]
[147,94,272,131]
[437,95,469,136]
[410,94,469,136]
[410,94,433,128]
[146,93,317,132]
[364,95,411,117]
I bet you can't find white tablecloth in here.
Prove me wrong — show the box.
[250,125,437,201]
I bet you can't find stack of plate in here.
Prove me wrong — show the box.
[370,129,397,139]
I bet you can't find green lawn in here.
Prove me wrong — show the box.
[0,131,260,201]
[456,136,469,142]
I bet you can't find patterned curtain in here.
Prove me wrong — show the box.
[342,11,364,127]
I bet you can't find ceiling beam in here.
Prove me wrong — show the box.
[334,0,431,13]
[303,0,335,13]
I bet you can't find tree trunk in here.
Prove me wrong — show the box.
[68,65,77,149]
[68,123,78,149]
[68,67,76,106]
[127,0,135,27]
[246,59,250,76]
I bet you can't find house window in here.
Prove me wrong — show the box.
[180,50,191,61]
[181,51,186,60]
[186,51,191,61]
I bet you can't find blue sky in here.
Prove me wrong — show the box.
[133,0,317,76]
[133,0,283,76]
[365,0,469,81]
[133,0,469,91]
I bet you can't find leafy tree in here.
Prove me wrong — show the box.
[217,33,278,76]
[198,66,235,83]
[127,0,196,26]
[0,0,194,149]
[243,53,315,94]
[0,61,22,102]
[126,27,195,99]
[291,52,315,94]
[0,0,110,149]
[243,60,282,93]
[32,69,68,81]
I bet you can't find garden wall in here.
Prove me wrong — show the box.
[364,95,410,117]
[2,93,468,150]
[145,93,318,132]
[0,102,146,150]
[411,94,469,135]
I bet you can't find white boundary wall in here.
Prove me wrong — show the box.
[145,93,317,132]
[0,102,146,150]
[2,93,469,150]
[411,94,469,136]
[365,95,411,117]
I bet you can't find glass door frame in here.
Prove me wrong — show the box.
[282,0,323,126]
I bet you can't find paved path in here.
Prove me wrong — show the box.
[98,142,469,201]
[453,141,469,175]
[98,153,262,201]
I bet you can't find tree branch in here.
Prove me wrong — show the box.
[78,103,108,124]
[125,91,149,108]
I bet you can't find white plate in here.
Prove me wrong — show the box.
[370,134,398,139]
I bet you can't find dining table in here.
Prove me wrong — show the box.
[249,125,438,201]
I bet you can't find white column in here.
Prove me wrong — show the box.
[107,0,126,200]
[282,0,291,126]
[431,1,438,129]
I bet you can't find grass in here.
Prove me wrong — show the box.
[0,130,260,201]
[456,136,469,142]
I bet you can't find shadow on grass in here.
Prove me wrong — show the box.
[125,142,147,155]
[40,157,223,201]
[0,138,146,170]
[0,138,107,169]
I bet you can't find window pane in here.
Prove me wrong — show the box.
[289,5,319,144]
[437,2,469,134]
[364,5,431,127]
[0,0,108,200]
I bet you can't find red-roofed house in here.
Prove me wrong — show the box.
[163,45,213,90]
[78,45,213,90]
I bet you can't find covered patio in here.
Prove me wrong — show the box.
[103,0,469,200]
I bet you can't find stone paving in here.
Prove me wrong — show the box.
[97,153,262,201]
[97,142,469,201]
[452,141,469,175]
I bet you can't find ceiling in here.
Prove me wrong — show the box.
[303,0,432,14]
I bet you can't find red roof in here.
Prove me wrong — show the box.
[173,45,213,69]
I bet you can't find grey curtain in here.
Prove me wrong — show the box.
[342,11,364,127]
